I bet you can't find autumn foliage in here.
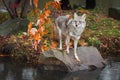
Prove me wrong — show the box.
[28,0,61,52]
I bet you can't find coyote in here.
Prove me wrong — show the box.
[55,13,86,62]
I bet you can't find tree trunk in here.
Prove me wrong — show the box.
[1,0,15,19]
[60,0,71,10]
[20,0,30,18]
[86,0,96,9]
[2,0,29,19]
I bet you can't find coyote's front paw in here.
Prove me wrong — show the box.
[57,47,63,52]
[66,49,70,54]
[65,49,69,54]
[74,53,81,62]
[58,47,62,50]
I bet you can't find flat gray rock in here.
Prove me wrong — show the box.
[38,46,105,72]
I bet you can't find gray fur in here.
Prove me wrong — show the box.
[55,13,86,62]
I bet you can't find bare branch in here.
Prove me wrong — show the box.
[1,0,15,19]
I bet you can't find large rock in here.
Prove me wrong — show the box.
[0,18,29,36]
[109,7,120,20]
[38,46,105,72]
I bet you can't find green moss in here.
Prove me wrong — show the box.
[0,12,9,24]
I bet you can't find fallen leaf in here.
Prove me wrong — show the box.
[51,41,57,49]
[79,40,88,46]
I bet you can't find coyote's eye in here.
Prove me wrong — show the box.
[72,21,76,24]
[74,21,77,23]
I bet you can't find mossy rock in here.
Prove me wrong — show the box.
[0,12,9,24]
[0,18,29,36]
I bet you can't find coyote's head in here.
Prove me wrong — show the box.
[68,13,86,28]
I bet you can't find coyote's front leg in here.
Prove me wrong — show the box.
[58,29,62,50]
[74,39,80,62]
[65,35,70,53]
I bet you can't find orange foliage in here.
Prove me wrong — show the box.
[34,0,38,8]
[51,2,61,9]
[45,18,50,23]
[44,10,51,17]
[38,14,45,19]
[50,33,54,39]
[28,0,61,52]
[50,41,58,49]
[45,1,61,9]
[38,26,45,33]
[41,45,49,52]
[28,22,33,34]
[45,1,52,9]
[34,32,41,41]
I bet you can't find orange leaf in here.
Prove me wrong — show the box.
[44,30,49,34]
[38,26,45,33]
[41,45,49,52]
[28,22,33,33]
[50,26,54,29]
[38,14,45,19]
[51,2,61,9]
[34,32,41,41]
[45,1,52,9]
[68,15,73,19]
[45,18,50,23]
[51,41,57,49]
[50,33,54,39]
[68,42,73,46]
[79,41,88,46]
[38,26,45,36]
[34,0,38,8]
[44,10,51,17]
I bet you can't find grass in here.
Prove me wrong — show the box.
[18,8,120,55]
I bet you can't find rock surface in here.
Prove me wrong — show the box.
[109,7,120,20]
[38,46,105,72]
[0,18,29,36]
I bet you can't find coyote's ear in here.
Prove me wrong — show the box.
[81,13,86,20]
[74,13,78,18]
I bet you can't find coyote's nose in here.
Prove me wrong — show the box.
[76,24,77,27]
